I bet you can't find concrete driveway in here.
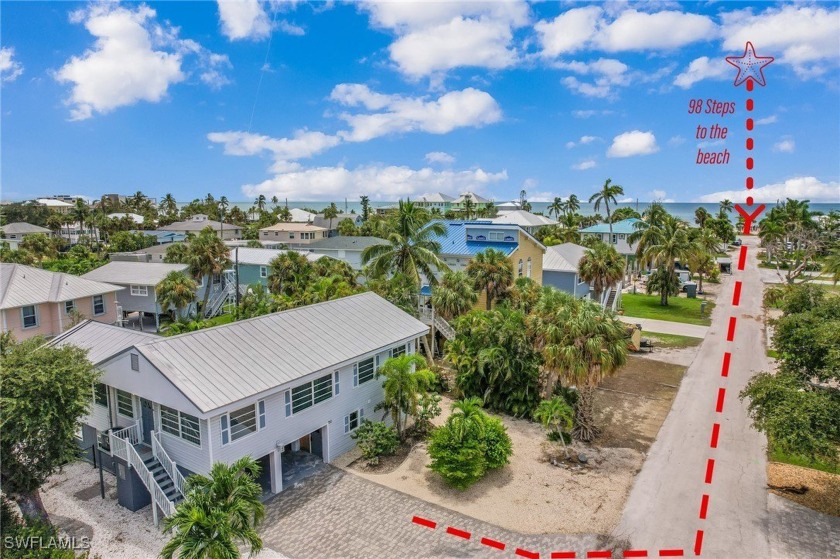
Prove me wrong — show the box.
[615,235,772,557]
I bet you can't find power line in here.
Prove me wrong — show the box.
[248,7,280,132]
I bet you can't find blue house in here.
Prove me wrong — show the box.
[579,218,640,257]
[229,247,325,290]
[542,243,591,299]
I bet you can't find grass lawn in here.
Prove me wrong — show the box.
[767,349,780,359]
[620,293,714,326]
[770,446,840,475]
[644,332,703,348]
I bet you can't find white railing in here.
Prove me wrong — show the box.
[125,442,176,522]
[109,421,142,462]
[151,430,186,497]
[433,315,456,340]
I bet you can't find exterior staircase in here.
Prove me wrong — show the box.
[140,450,184,508]
[605,289,617,310]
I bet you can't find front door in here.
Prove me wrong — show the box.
[140,398,154,444]
[310,428,323,459]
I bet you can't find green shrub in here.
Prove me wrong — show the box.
[482,417,513,469]
[427,426,486,489]
[351,421,399,466]
[414,393,442,437]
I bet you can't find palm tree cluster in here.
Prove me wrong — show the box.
[758,198,831,284]
[164,227,231,311]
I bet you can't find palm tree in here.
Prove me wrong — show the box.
[824,249,840,284]
[156,271,197,319]
[271,195,279,208]
[71,199,91,243]
[161,457,264,559]
[161,193,178,216]
[566,194,581,215]
[19,234,57,266]
[164,242,191,264]
[578,243,624,304]
[533,397,574,458]
[530,296,627,441]
[548,197,565,219]
[466,248,513,310]
[301,276,357,305]
[375,354,436,440]
[186,227,231,311]
[719,199,734,217]
[447,396,488,442]
[254,195,267,212]
[462,195,475,220]
[361,200,447,287]
[323,202,339,234]
[694,206,711,228]
[431,271,477,319]
[267,251,312,297]
[642,217,691,305]
[589,179,624,239]
[276,206,292,223]
[758,218,785,263]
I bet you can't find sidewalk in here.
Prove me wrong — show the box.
[618,315,709,338]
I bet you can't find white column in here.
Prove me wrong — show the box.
[270,448,283,493]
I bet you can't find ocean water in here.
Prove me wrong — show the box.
[226,201,840,224]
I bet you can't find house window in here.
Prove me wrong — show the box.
[334,370,340,396]
[21,306,37,329]
[260,266,267,278]
[92,295,105,316]
[619,234,626,240]
[130,353,139,371]
[212,274,221,285]
[274,231,279,237]
[612,234,618,244]
[258,400,266,429]
[284,391,291,417]
[391,344,406,358]
[223,404,258,443]
[160,405,201,445]
[344,408,365,433]
[527,257,532,278]
[488,231,504,241]
[289,232,295,239]
[130,285,148,296]
[116,390,134,418]
[94,383,108,407]
[518,259,523,277]
[291,373,333,414]
[65,300,75,314]
[354,357,375,386]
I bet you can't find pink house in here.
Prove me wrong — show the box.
[0,264,123,341]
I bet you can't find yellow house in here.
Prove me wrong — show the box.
[428,221,546,310]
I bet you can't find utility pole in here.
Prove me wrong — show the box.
[235,247,240,320]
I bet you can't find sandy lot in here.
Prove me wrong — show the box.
[768,462,840,517]
[338,356,687,535]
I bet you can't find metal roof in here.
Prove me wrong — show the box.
[231,247,321,266]
[580,218,641,235]
[306,236,389,251]
[81,261,189,286]
[427,221,525,257]
[0,264,123,310]
[260,222,327,232]
[49,320,160,365]
[417,193,456,203]
[135,292,429,413]
[543,243,588,273]
[158,218,240,233]
[491,210,557,227]
[0,222,51,235]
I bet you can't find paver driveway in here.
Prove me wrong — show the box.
[261,465,608,559]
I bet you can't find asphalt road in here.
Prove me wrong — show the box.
[615,235,771,558]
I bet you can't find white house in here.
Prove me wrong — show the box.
[52,293,428,524]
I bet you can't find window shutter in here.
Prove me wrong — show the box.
[344,415,350,434]
[221,415,229,445]
[353,364,358,387]
[284,391,291,417]
[258,400,266,429]
[334,370,340,395]
[359,408,365,421]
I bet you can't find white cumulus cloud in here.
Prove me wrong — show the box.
[674,56,729,88]
[330,84,502,142]
[425,151,455,164]
[648,189,674,203]
[0,46,24,82]
[241,163,508,201]
[217,0,271,41]
[207,130,340,163]
[55,4,228,120]
[607,130,659,158]
[572,159,597,171]
[695,176,840,203]
[772,138,795,153]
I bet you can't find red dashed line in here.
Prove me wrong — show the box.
[738,245,748,270]
[515,548,540,559]
[623,550,649,557]
[710,423,721,448]
[693,530,704,556]
[705,459,716,484]
[726,317,737,341]
[551,552,576,559]
[659,550,684,557]
[699,494,710,520]
[412,515,436,529]
[587,552,611,558]
[715,387,727,413]
[732,281,742,306]
[482,537,507,551]
[721,352,731,377]
[446,526,470,539]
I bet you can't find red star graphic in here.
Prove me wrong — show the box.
[725,41,774,87]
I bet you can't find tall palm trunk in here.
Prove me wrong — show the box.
[485,287,492,310]
[573,384,599,442]
[201,275,212,312]
[16,490,50,524]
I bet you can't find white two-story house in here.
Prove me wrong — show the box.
[51,292,428,525]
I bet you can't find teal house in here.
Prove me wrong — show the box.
[230,247,325,289]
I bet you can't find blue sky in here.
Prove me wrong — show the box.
[2,1,839,204]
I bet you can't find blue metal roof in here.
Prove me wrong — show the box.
[428,221,519,257]
[579,218,641,235]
